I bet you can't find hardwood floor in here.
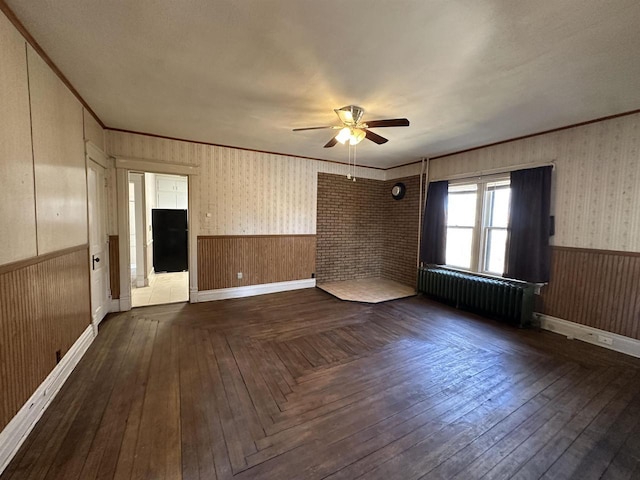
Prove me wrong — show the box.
[3,288,640,480]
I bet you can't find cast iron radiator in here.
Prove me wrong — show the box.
[417,266,536,328]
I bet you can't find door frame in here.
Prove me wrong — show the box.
[115,156,200,311]
[85,141,111,333]
[128,172,146,287]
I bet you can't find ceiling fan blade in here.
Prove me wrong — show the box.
[365,118,410,128]
[324,136,338,148]
[292,126,334,131]
[365,130,389,145]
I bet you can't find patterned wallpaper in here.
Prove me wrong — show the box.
[107,112,640,248]
[106,131,385,235]
[386,162,423,180]
[429,113,640,253]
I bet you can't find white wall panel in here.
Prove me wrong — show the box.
[28,46,87,254]
[0,13,37,265]
[429,113,640,252]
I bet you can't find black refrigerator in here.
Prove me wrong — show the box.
[152,209,188,272]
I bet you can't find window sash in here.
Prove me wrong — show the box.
[445,226,475,270]
[446,191,477,228]
[481,226,508,274]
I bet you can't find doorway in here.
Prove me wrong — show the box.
[128,171,189,307]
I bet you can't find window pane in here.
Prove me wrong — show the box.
[488,187,510,228]
[447,192,477,227]
[485,228,508,274]
[446,227,473,269]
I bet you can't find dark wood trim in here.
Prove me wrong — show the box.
[198,234,316,239]
[0,244,89,275]
[106,128,388,171]
[0,0,105,128]
[552,245,640,258]
[431,108,640,161]
[108,235,120,299]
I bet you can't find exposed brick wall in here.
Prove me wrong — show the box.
[316,173,421,287]
[382,175,421,287]
[316,175,385,283]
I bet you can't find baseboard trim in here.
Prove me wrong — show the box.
[197,279,316,302]
[110,298,121,312]
[189,288,199,304]
[0,325,95,475]
[537,313,640,358]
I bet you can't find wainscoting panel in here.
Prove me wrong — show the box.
[541,246,640,340]
[0,245,91,431]
[197,235,316,290]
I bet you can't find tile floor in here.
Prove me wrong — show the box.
[317,277,416,303]
[131,271,189,307]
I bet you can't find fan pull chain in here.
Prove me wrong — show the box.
[347,144,352,180]
[352,145,357,182]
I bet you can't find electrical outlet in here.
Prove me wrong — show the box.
[598,335,613,346]
[237,272,243,280]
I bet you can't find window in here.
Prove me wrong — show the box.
[445,178,510,275]
[445,184,477,269]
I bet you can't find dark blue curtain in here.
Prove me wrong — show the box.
[420,180,448,265]
[505,166,552,282]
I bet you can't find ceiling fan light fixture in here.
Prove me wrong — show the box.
[349,128,366,145]
[335,105,364,125]
[293,105,408,149]
[336,127,351,144]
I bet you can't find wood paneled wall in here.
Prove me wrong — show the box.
[109,235,120,299]
[0,246,91,431]
[197,235,316,291]
[541,246,640,340]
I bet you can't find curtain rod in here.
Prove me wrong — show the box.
[436,160,555,183]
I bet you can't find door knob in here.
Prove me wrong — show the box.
[92,255,101,270]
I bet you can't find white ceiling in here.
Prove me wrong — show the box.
[7,0,640,168]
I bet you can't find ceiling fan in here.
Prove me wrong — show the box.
[293,105,410,148]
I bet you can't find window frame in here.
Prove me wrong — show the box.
[446,175,510,275]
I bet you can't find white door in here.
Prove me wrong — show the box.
[88,160,110,329]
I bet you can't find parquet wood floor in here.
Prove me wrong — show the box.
[3,288,640,479]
